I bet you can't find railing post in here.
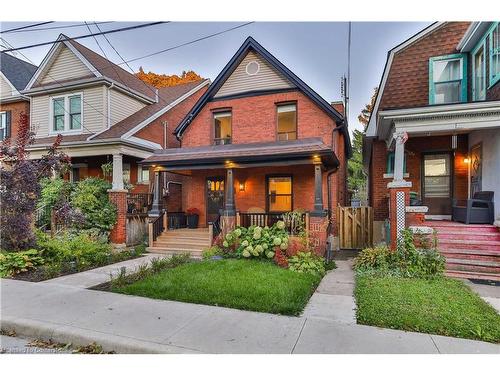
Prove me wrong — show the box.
[209,223,213,243]
[148,221,153,247]
[305,212,310,242]
[236,212,241,227]
[163,210,168,232]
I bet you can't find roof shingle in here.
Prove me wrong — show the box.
[0,52,38,91]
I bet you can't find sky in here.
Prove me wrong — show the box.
[0,21,430,136]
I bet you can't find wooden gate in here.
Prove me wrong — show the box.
[337,206,373,249]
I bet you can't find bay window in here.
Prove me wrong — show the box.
[51,93,82,134]
[429,54,467,104]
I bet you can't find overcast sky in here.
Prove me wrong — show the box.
[1,21,430,135]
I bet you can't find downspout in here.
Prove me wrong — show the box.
[163,121,168,149]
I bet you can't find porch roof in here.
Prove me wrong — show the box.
[141,137,339,169]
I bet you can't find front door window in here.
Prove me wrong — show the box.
[267,176,292,212]
[206,177,225,224]
[423,153,452,215]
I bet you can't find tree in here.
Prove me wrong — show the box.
[347,87,378,202]
[0,113,69,251]
[135,68,203,88]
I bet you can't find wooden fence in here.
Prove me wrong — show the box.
[337,206,373,249]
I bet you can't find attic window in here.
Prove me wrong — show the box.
[245,61,260,76]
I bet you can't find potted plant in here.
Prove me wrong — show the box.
[186,207,200,229]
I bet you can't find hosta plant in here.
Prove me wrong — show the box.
[288,251,326,276]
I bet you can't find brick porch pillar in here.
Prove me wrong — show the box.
[308,214,328,257]
[108,189,128,247]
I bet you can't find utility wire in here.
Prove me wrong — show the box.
[4,21,114,34]
[1,22,165,52]
[1,21,54,34]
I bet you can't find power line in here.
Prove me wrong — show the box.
[5,21,114,34]
[1,22,166,52]
[1,22,54,34]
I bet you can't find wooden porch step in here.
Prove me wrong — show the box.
[436,231,500,241]
[438,239,500,251]
[154,238,210,247]
[147,247,203,259]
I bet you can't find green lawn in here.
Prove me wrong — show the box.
[355,275,500,343]
[113,259,322,315]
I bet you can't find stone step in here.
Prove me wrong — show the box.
[445,270,500,282]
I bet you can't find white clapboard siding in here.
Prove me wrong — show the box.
[31,85,106,137]
[110,88,145,126]
[214,51,294,98]
[38,46,93,85]
[1,75,15,99]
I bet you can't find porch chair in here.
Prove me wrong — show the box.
[452,191,494,224]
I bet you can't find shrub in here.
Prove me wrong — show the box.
[71,178,117,233]
[38,177,73,209]
[285,236,307,257]
[202,246,224,260]
[273,249,289,268]
[354,229,445,278]
[288,251,326,276]
[222,222,289,260]
[0,249,44,277]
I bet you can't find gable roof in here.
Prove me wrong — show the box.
[365,22,444,137]
[25,34,157,102]
[174,37,349,154]
[0,52,38,91]
[91,79,209,141]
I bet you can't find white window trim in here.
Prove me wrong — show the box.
[0,111,6,140]
[137,165,150,185]
[48,92,84,135]
[472,40,486,101]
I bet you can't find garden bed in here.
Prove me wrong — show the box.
[105,259,322,315]
[355,274,500,343]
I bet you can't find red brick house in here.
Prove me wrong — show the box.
[143,37,351,257]
[364,22,500,280]
[0,52,37,142]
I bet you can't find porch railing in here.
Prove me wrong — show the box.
[148,210,165,247]
[237,212,307,235]
[127,193,152,214]
[168,212,187,229]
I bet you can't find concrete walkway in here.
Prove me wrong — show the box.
[302,259,356,324]
[41,254,168,288]
[464,280,500,314]
[1,257,499,353]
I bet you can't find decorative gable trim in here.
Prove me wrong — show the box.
[174,37,346,150]
[25,35,100,91]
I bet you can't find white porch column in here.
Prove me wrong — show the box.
[112,153,124,190]
[393,131,406,182]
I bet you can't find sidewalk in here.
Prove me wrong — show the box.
[1,269,499,353]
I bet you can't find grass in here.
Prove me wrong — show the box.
[355,274,500,343]
[113,259,322,315]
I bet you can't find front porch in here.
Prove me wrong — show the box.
[143,139,341,256]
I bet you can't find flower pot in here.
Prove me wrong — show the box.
[187,214,199,229]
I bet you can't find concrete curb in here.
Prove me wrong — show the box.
[1,316,203,354]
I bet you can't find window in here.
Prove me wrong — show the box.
[138,165,150,184]
[490,22,500,87]
[123,163,131,185]
[423,154,451,198]
[213,111,232,145]
[267,176,292,212]
[386,152,407,174]
[0,111,9,141]
[472,42,486,100]
[50,93,82,134]
[277,104,297,141]
[429,54,467,104]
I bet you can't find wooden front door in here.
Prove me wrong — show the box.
[470,143,482,197]
[206,176,225,224]
[422,153,453,215]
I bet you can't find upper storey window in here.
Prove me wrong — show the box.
[472,42,486,101]
[429,54,467,105]
[213,111,232,145]
[277,103,297,141]
[490,23,500,87]
[51,93,82,134]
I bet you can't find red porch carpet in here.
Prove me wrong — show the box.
[424,221,500,282]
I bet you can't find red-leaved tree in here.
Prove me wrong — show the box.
[0,113,70,251]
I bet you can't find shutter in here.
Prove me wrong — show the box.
[5,111,12,139]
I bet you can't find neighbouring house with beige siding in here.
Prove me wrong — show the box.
[22,33,210,208]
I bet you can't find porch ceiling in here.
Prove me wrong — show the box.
[141,137,339,170]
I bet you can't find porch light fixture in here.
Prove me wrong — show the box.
[239,181,245,192]
[463,157,470,164]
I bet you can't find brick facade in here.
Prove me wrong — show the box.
[0,100,30,141]
[108,190,127,245]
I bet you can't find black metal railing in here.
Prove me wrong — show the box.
[168,212,187,229]
[210,215,221,239]
[127,193,152,214]
[34,204,52,231]
[150,210,165,244]
[239,212,306,235]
